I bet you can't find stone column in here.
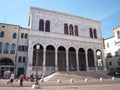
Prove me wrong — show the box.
[102,52,107,71]
[55,48,58,71]
[43,47,46,72]
[76,49,79,72]
[94,50,98,71]
[85,50,89,71]
[66,48,69,72]
[26,48,33,76]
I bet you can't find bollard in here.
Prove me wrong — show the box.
[99,77,103,81]
[112,77,115,80]
[57,79,61,83]
[84,78,88,83]
[70,79,73,83]
[40,78,44,83]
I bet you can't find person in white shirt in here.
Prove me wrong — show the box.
[10,72,15,83]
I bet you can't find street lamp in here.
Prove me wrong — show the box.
[32,44,40,89]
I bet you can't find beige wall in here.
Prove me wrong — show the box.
[0,23,19,64]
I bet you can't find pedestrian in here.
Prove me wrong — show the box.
[19,74,24,86]
[30,73,34,82]
[40,72,45,82]
[10,72,15,84]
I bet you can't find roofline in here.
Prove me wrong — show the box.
[104,36,114,40]
[113,25,120,31]
[30,6,101,23]
[0,23,29,30]
[0,23,20,27]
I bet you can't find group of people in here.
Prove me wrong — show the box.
[7,72,45,86]
[7,72,24,86]
[30,73,45,82]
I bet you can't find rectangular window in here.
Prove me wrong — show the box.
[18,46,22,51]
[18,56,22,63]
[24,46,28,51]
[118,62,120,66]
[109,62,112,66]
[117,31,120,39]
[107,53,112,58]
[107,43,109,48]
[21,33,24,38]
[114,40,117,45]
[115,52,118,57]
[23,57,26,63]
[25,34,28,39]
[18,45,28,52]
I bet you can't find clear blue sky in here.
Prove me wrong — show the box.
[0,0,120,39]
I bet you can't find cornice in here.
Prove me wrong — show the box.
[30,7,100,24]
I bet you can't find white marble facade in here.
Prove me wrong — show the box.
[26,7,106,76]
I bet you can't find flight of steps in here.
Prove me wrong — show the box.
[45,71,111,84]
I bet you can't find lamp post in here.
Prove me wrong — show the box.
[32,44,40,89]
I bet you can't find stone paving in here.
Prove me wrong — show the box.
[0,78,120,90]
[0,72,120,90]
[0,83,120,90]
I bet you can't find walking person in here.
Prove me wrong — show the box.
[10,72,15,84]
[19,74,24,86]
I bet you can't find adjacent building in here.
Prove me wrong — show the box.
[104,26,120,74]
[16,27,29,76]
[0,23,29,77]
[0,23,19,77]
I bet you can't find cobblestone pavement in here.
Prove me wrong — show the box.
[0,78,120,90]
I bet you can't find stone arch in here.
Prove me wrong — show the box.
[0,58,14,65]
[32,44,43,67]
[68,47,76,71]
[58,46,66,71]
[78,48,86,71]
[46,45,55,66]
[96,49,103,70]
[87,49,95,67]
[0,57,14,78]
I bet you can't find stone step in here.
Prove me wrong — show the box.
[47,71,111,83]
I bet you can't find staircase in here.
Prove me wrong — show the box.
[45,71,111,84]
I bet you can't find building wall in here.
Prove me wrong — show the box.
[104,26,120,74]
[16,28,29,76]
[29,7,102,39]
[0,23,20,77]
[27,7,106,76]
[0,23,19,64]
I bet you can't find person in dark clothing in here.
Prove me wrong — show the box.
[30,73,34,82]
[19,74,24,86]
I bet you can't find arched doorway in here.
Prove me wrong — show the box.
[87,49,95,69]
[0,58,14,78]
[68,47,76,71]
[33,44,43,70]
[78,48,86,71]
[46,45,55,67]
[96,50,103,70]
[58,46,66,71]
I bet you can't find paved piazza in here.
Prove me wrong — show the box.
[0,79,120,90]
[0,84,120,90]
